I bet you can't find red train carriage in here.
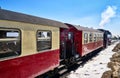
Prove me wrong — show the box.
[0,9,106,77]
[74,25,104,56]
[98,29,112,48]
[0,9,68,78]
[60,23,103,64]
[60,24,82,63]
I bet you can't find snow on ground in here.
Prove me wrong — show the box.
[67,42,118,78]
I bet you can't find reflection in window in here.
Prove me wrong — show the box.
[37,31,51,51]
[101,34,103,40]
[0,29,21,59]
[107,34,112,38]
[84,33,88,44]
[94,34,96,42]
[89,33,93,42]
[97,34,99,41]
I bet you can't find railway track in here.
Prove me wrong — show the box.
[37,49,100,78]
[37,41,118,78]
[59,52,100,78]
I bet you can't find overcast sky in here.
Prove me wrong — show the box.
[0,0,120,36]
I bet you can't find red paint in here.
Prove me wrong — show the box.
[74,31,103,56]
[74,31,82,56]
[82,40,103,56]
[60,24,82,57]
[61,23,103,57]
[0,49,59,78]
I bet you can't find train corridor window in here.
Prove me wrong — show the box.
[94,34,96,42]
[96,34,98,41]
[97,34,99,41]
[0,29,21,59]
[99,34,101,41]
[100,34,102,40]
[84,33,88,44]
[98,34,100,41]
[37,31,51,51]
[101,34,103,40]
[89,33,93,42]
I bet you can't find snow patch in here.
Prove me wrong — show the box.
[67,42,118,78]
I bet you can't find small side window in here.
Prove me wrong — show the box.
[98,34,99,41]
[101,34,103,40]
[97,34,99,41]
[99,34,101,40]
[94,34,96,42]
[37,31,51,51]
[0,29,21,59]
[84,33,88,44]
[89,33,93,42]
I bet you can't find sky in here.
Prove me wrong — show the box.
[0,0,120,36]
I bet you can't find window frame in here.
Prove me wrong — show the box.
[89,33,93,42]
[0,28,21,59]
[36,30,52,52]
[84,33,88,44]
[94,34,96,42]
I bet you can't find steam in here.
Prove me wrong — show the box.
[99,6,117,27]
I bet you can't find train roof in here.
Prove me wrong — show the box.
[66,23,102,33]
[0,9,68,28]
[98,29,112,35]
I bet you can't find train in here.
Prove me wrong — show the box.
[0,9,112,78]
[98,29,112,47]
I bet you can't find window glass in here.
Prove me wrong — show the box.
[94,34,96,42]
[96,34,99,41]
[97,34,99,41]
[37,31,51,51]
[0,29,21,59]
[84,33,88,44]
[89,33,93,42]
[98,34,99,41]
[101,34,103,40]
[99,34,101,40]
[107,34,112,38]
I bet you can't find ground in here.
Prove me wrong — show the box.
[67,41,119,78]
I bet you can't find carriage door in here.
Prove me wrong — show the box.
[66,32,75,58]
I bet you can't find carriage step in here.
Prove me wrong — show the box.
[77,61,82,64]
[58,64,65,69]
[60,59,64,62]
[58,69,68,75]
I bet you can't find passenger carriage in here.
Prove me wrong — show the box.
[74,25,104,56]
[98,29,112,48]
[60,23,104,64]
[0,9,68,78]
[0,9,107,77]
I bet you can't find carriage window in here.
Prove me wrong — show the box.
[100,34,101,40]
[97,34,99,41]
[94,34,96,42]
[96,34,98,41]
[37,31,51,51]
[0,29,21,59]
[99,34,101,40]
[101,34,103,40]
[89,33,93,42]
[84,33,88,44]
[98,34,100,41]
